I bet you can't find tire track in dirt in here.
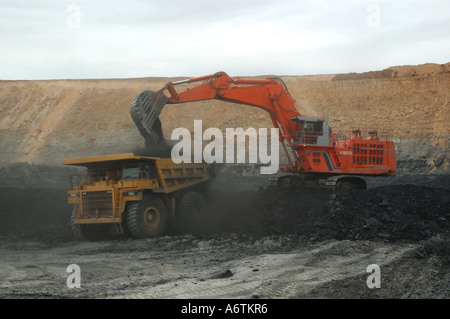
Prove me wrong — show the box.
[255,244,416,298]
[107,241,417,299]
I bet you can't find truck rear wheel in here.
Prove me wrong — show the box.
[126,195,169,238]
[175,191,206,235]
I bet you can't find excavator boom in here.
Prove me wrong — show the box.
[132,72,300,142]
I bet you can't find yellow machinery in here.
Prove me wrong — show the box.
[63,153,213,240]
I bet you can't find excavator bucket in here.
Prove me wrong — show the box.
[130,90,168,145]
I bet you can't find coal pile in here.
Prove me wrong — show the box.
[259,184,450,242]
[324,185,449,241]
[0,187,73,240]
[255,187,333,236]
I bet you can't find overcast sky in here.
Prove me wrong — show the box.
[1,0,449,80]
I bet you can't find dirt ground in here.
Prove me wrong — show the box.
[0,172,448,299]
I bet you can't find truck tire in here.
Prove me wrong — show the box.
[126,195,169,238]
[175,191,206,235]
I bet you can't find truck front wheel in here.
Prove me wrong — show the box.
[126,195,168,238]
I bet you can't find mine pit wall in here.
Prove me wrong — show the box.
[1,74,448,173]
[394,136,449,174]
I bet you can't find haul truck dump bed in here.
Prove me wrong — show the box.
[63,153,213,240]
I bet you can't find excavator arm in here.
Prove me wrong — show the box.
[131,71,302,144]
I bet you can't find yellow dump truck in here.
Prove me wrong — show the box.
[63,153,213,240]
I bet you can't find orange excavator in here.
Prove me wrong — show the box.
[130,71,396,190]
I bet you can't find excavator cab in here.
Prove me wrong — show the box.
[290,116,331,146]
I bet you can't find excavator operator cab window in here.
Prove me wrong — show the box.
[304,122,319,145]
[290,116,331,146]
[311,121,324,135]
[296,121,323,145]
[291,116,329,146]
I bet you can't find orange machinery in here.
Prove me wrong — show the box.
[130,72,396,190]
